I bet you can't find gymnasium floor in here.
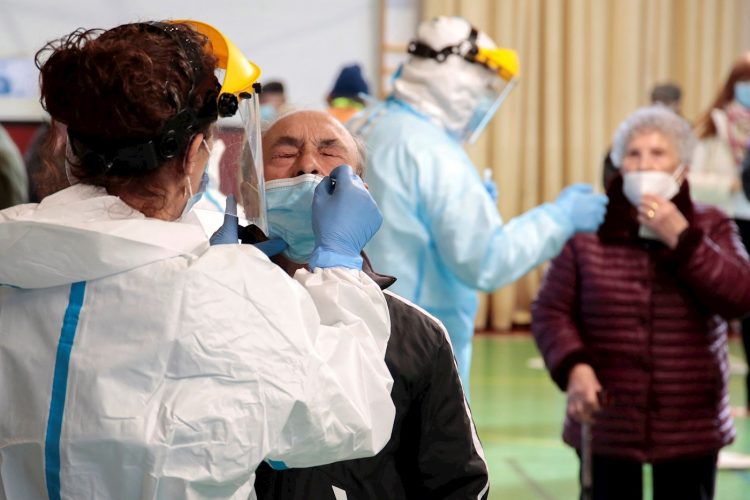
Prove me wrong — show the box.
[470,335,750,500]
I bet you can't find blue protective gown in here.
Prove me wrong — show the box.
[353,98,575,389]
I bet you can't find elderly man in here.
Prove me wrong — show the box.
[250,110,489,499]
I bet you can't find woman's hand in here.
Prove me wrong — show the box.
[637,194,689,249]
[567,364,602,424]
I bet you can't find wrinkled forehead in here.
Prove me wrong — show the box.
[263,111,357,152]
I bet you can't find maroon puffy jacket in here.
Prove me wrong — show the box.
[532,176,750,463]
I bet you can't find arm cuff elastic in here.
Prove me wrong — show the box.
[309,247,364,271]
[540,203,576,239]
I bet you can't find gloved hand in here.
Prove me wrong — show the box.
[484,179,498,203]
[236,222,289,257]
[209,195,239,245]
[308,165,383,270]
[554,184,609,233]
[483,168,498,203]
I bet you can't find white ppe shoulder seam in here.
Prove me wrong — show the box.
[191,246,297,315]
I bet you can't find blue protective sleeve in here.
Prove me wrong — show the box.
[418,139,574,292]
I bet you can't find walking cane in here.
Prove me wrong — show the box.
[581,390,610,500]
[581,421,593,500]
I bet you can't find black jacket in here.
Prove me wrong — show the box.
[254,260,489,499]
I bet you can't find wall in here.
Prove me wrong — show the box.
[0,0,381,120]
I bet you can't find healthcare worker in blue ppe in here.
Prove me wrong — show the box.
[0,20,394,499]
[349,16,608,390]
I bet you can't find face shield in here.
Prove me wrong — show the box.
[173,20,267,234]
[457,46,519,144]
[406,26,520,144]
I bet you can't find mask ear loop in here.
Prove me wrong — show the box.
[182,133,199,198]
[64,139,81,187]
[673,164,686,185]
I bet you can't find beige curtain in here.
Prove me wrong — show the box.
[420,0,750,331]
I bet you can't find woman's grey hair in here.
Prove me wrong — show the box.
[609,105,696,168]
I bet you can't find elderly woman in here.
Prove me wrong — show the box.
[532,106,750,500]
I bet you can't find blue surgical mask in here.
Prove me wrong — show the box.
[260,103,279,123]
[180,170,209,218]
[180,140,211,219]
[735,82,750,109]
[265,174,323,263]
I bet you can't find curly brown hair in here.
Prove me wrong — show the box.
[35,22,220,200]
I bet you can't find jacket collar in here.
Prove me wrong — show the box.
[361,253,397,290]
[598,172,694,244]
[266,246,397,291]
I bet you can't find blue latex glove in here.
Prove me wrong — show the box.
[308,165,383,270]
[554,184,609,233]
[483,168,498,203]
[210,195,289,256]
[484,179,498,203]
[209,195,239,245]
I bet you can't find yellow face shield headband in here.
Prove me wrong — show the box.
[473,47,519,82]
[170,19,262,117]
[407,26,520,82]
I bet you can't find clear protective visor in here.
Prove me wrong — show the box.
[460,75,517,144]
[194,93,266,235]
[174,20,268,236]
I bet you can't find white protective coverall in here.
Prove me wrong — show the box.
[0,184,395,499]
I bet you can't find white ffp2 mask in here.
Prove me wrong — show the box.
[622,165,684,206]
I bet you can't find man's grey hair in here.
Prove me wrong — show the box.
[351,132,368,178]
[609,105,695,168]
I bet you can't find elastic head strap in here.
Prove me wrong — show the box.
[407,27,480,65]
[144,22,205,100]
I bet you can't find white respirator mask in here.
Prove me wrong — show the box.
[622,165,684,207]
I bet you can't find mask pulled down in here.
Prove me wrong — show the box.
[265,174,324,263]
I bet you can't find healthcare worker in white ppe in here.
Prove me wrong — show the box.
[0,20,394,499]
[349,16,608,391]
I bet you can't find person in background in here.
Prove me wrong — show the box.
[259,80,291,124]
[252,110,489,499]
[0,123,28,208]
[690,53,750,412]
[651,83,682,115]
[602,82,683,189]
[326,63,370,124]
[0,20,395,498]
[23,121,68,202]
[742,140,750,201]
[349,16,608,391]
[533,106,750,500]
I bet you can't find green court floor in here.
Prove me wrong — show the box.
[470,335,750,500]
